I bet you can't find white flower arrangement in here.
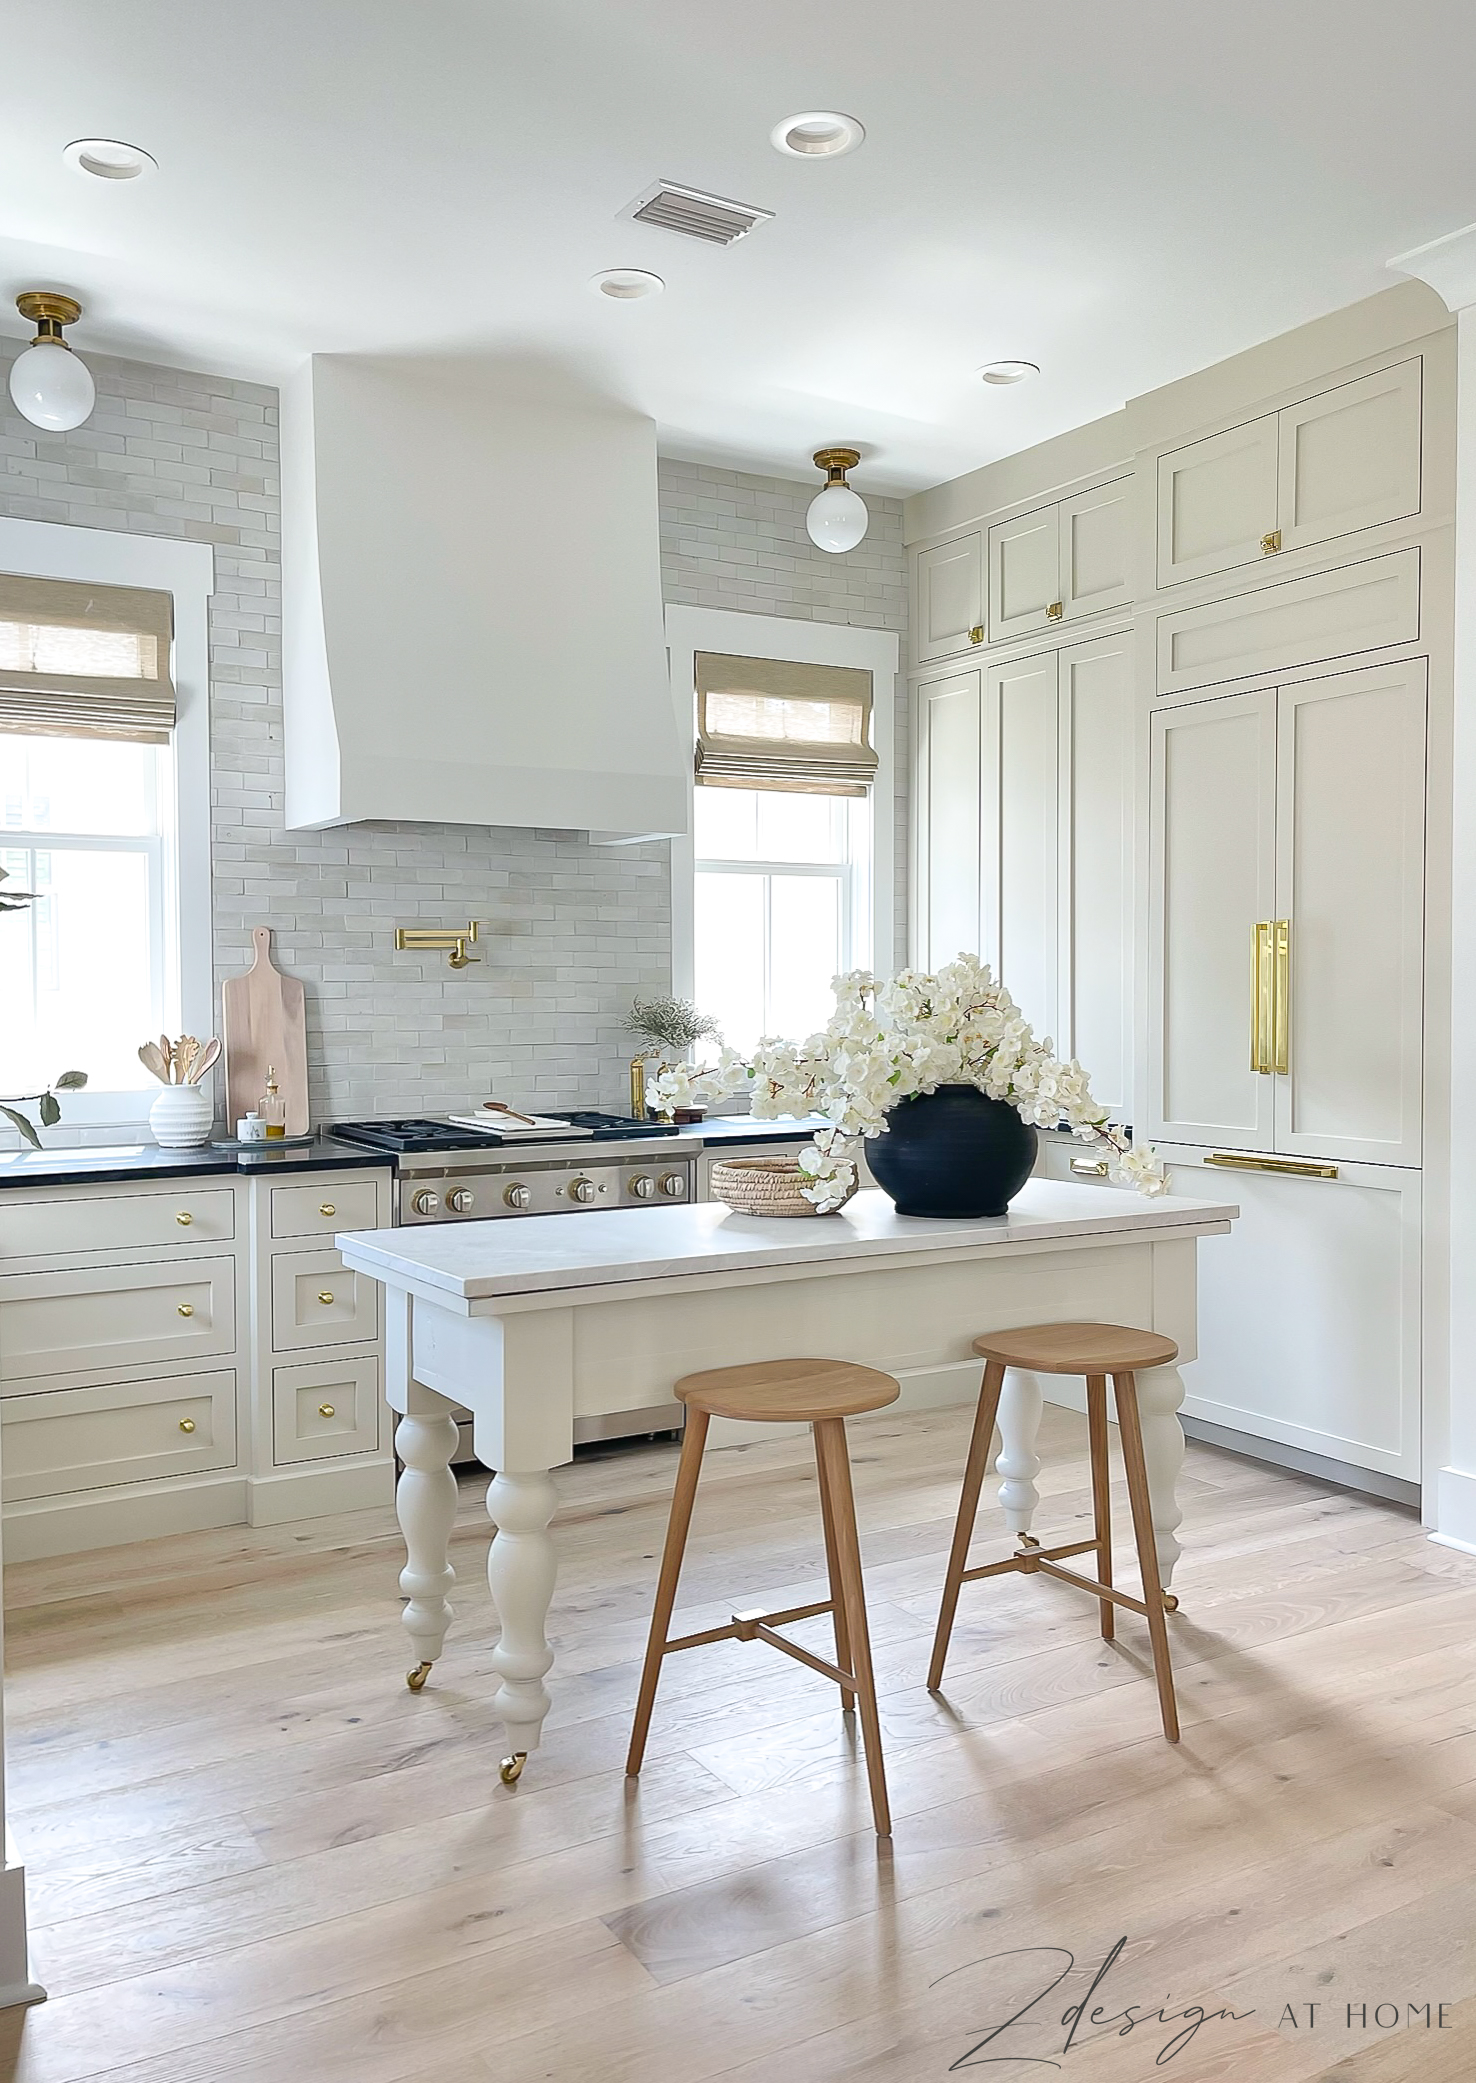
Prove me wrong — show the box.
[649,954,1167,1212]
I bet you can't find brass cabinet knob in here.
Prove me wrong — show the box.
[1071,1157,1110,1177]
[179,1417,196,1434]
[175,1211,193,1226]
[318,1402,336,1419]
[1260,529,1282,554]
[318,1290,335,1305]
[319,1203,336,1218]
[177,1303,194,1318]
[1046,600,1065,621]
[968,624,985,646]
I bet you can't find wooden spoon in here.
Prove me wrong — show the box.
[175,1036,199,1085]
[185,1037,221,1085]
[138,1041,170,1085]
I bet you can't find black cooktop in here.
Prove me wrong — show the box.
[329,1114,680,1154]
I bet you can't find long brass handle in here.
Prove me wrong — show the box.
[1250,923,1275,1074]
[1205,1152,1337,1179]
[1273,919,1290,1075]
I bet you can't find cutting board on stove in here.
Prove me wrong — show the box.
[222,926,310,1136]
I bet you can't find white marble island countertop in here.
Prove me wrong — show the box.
[337,1179,1235,1304]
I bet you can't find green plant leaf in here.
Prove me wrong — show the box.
[0,1105,40,1150]
[54,1070,87,1090]
[38,1092,60,1127]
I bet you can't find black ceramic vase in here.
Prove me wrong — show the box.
[866,1084,1038,1218]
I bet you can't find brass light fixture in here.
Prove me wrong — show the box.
[9,293,96,431]
[806,447,868,554]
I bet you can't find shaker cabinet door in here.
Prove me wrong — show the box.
[1058,479,1131,623]
[988,504,1061,642]
[1273,658,1425,1166]
[1276,359,1422,557]
[1156,414,1280,589]
[1147,690,1278,1149]
[988,651,1059,1042]
[1058,633,1133,1120]
[915,532,985,663]
[915,670,986,972]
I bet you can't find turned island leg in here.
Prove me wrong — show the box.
[395,1384,461,1690]
[1135,1363,1187,1596]
[486,1469,559,1782]
[996,1367,1044,1546]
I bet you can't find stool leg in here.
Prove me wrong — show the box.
[1112,1373,1180,1744]
[928,1359,1007,1693]
[1085,1374,1114,1643]
[815,1433,854,1713]
[626,1406,710,1776]
[813,1418,891,1840]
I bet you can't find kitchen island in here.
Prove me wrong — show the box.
[337,1180,1236,1780]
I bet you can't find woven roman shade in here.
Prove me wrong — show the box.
[0,573,176,742]
[694,653,876,796]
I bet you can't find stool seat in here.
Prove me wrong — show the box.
[972,1321,1179,1375]
[675,1357,900,1424]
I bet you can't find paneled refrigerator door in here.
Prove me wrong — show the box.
[1272,657,1426,1167]
[1147,688,1278,1149]
[1058,632,1133,1121]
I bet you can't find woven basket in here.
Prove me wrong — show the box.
[707,1153,856,1218]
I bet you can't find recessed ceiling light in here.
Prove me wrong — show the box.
[770,111,865,159]
[979,360,1040,386]
[63,138,157,181]
[589,268,665,301]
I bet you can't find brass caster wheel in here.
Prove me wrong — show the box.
[1163,1592,1180,1613]
[499,1752,527,1785]
[406,1661,432,1693]
[1017,1533,1041,1551]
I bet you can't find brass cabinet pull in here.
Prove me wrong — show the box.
[968,624,985,646]
[179,1417,196,1433]
[1250,922,1275,1073]
[1273,919,1291,1075]
[317,1290,335,1305]
[1046,599,1065,621]
[177,1302,194,1318]
[319,1203,336,1218]
[1261,529,1282,554]
[1205,1152,1337,1179]
[318,1402,336,1419]
[1070,1157,1109,1177]
[175,1211,193,1226]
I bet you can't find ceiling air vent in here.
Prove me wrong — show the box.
[622,180,774,247]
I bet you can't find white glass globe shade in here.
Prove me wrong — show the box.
[9,339,96,431]
[806,481,868,554]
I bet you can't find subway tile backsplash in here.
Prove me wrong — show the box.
[0,345,906,1129]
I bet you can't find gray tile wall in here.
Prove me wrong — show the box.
[0,341,906,1130]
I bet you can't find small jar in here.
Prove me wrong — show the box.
[237,1113,265,1143]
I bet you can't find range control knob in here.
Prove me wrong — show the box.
[629,1175,656,1200]
[659,1172,688,1198]
[569,1178,598,1204]
[447,1189,476,1214]
[503,1184,532,1211]
[410,1189,440,1217]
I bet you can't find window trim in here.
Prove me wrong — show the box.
[666,605,898,1016]
[0,519,214,1132]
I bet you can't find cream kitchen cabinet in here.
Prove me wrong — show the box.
[1156,357,1423,589]
[987,479,1131,643]
[914,629,1134,1118]
[914,531,985,663]
[1147,656,1426,1166]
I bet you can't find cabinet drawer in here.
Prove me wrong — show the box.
[1038,1139,1126,1189]
[0,1185,236,1264]
[1155,547,1420,698]
[1,1371,237,1500]
[0,1256,237,1386]
[270,1247,379,1352]
[270,1177,381,1241]
[272,1355,381,1465]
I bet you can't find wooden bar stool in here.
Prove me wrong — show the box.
[928,1322,1182,1743]
[626,1357,900,1837]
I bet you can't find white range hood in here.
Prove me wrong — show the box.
[280,355,687,838]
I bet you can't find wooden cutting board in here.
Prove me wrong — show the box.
[222,926,310,1136]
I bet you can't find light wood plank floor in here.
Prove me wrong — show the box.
[2,1402,1476,2082]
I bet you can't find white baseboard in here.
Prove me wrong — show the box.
[1433,1465,1476,1550]
[2,1473,249,1562]
[245,1459,394,1526]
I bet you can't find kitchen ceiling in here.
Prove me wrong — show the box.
[3,0,1475,494]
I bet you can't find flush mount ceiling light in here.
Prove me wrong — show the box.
[63,138,157,181]
[979,359,1040,386]
[770,110,865,159]
[589,268,665,301]
[806,447,868,554]
[8,293,96,431]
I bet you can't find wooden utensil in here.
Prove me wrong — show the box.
[174,1035,199,1085]
[137,1041,170,1085]
[186,1037,221,1085]
[222,928,309,1135]
[480,1101,541,1126]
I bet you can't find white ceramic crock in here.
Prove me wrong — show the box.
[149,1084,213,1149]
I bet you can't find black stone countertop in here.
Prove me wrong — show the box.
[0,1135,391,1191]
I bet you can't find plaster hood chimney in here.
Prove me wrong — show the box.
[280,355,686,838]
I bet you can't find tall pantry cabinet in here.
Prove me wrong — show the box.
[910,304,1453,1501]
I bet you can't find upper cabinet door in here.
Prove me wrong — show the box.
[1156,414,1280,590]
[988,651,1060,1042]
[1058,633,1133,1120]
[1273,658,1425,1168]
[1147,689,1278,1150]
[915,670,986,973]
[1058,479,1131,624]
[1277,360,1422,558]
[988,504,1061,643]
[915,532,985,665]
